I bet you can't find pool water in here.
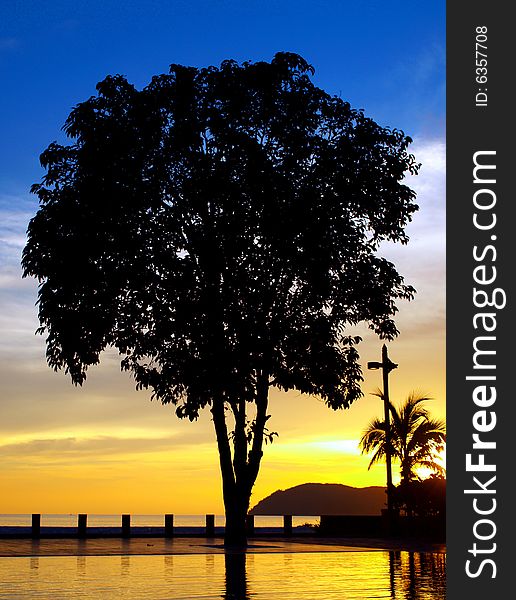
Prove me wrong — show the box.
[0,551,445,599]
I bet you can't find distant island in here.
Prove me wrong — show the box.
[250,483,387,516]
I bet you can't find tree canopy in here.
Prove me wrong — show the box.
[23,52,419,544]
[393,475,446,519]
[359,392,446,483]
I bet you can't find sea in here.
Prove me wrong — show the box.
[0,513,318,531]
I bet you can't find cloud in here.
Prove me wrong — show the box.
[390,136,445,252]
[0,354,218,437]
[0,431,212,461]
[408,137,446,238]
[377,137,445,331]
[0,194,37,288]
[0,202,33,269]
[0,194,42,363]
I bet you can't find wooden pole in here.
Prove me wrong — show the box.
[164,514,174,538]
[122,514,131,538]
[31,514,41,539]
[78,514,87,538]
[206,514,215,537]
[283,515,293,536]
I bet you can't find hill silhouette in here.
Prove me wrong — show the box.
[250,483,387,516]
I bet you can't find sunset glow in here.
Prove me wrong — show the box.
[0,2,445,516]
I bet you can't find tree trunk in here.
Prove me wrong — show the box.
[211,374,269,548]
[211,397,251,548]
[224,491,251,547]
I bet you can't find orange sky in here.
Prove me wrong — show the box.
[0,139,445,514]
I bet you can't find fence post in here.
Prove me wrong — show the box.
[31,514,41,539]
[206,514,215,537]
[283,515,293,536]
[246,514,255,536]
[78,514,87,538]
[122,514,131,538]
[164,514,174,538]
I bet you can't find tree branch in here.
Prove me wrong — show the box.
[211,396,236,499]
[231,399,248,483]
[246,371,269,492]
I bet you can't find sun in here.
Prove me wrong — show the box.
[415,447,446,480]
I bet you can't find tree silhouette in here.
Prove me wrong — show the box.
[392,474,446,519]
[22,52,419,545]
[359,392,446,484]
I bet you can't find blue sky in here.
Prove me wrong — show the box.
[1,1,445,191]
[0,1,446,511]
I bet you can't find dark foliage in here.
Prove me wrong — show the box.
[23,52,419,544]
[360,392,446,483]
[393,475,446,518]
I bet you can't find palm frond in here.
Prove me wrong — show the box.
[359,390,445,482]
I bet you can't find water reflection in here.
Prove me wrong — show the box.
[76,555,86,578]
[223,553,250,600]
[206,553,215,576]
[220,550,445,600]
[120,554,131,577]
[29,556,39,577]
[389,550,397,594]
[164,554,174,580]
[0,550,446,599]
[388,551,446,599]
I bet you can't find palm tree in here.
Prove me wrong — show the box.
[359,391,446,483]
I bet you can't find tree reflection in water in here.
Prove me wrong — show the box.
[221,550,445,599]
[18,546,445,598]
[223,552,250,600]
[389,551,446,598]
